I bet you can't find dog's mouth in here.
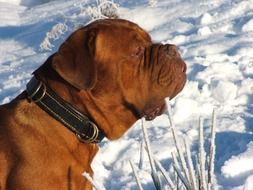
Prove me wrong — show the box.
[142,103,166,121]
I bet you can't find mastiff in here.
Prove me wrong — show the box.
[0,19,186,189]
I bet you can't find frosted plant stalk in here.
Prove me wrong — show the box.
[195,155,201,189]
[175,167,180,189]
[173,164,192,190]
[40,38,53,51]
[171,152,191,189]
[82,172,103,190]
[167,107,217,189]
[184,138,198,190]
[171,153,180,188]
[167,104,191,185]
[87,0,119,19]
[208,110,217,186]
[154,157,175,189]
[171,152,180,174]
[129,160,144,190]
[199,117,207,190]
[141,119,162,190]
[149,0,157,7]
[40,23,68,51]
[139,142,145,170]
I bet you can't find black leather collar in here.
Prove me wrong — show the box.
[26,76,105,143]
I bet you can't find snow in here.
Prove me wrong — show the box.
[0,0,57,7]
[222,142,253,178]
[198,26,212,36]
[244,175,253,190]
[200,13,213,25]
[211,80,238,104]
[0,0,253,189]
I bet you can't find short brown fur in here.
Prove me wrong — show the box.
[0,19,186,190]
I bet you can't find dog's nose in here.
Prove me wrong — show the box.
[164,44,180,57]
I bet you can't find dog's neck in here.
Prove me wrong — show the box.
[33,55,88,115]
[33,55,139,140]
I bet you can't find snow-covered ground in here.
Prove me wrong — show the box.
[0,0,253,189]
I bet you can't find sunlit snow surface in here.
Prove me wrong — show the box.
[0,0,253,189]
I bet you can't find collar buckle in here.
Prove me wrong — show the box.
[76,120,100,143]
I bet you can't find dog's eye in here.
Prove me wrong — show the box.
[131,46,144,57]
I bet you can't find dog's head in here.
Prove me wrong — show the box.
[52,19,186,138]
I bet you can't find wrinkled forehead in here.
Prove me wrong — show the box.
[87,19,151,43]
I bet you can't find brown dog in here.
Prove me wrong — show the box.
[0,19,186,190]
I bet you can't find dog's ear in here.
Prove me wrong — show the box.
[52,29,97,90]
